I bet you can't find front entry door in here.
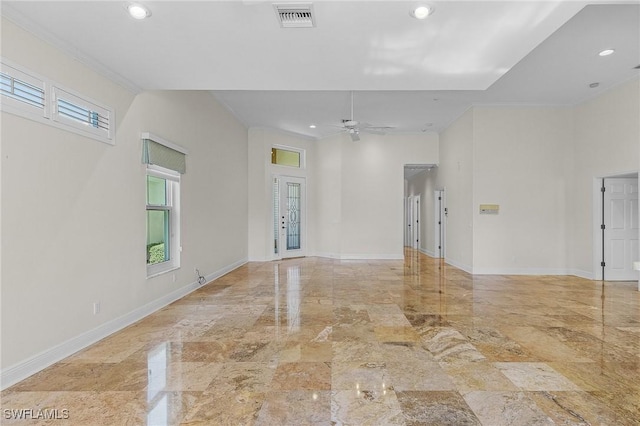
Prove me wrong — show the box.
[274,176,306,259]
[603,178,639,280]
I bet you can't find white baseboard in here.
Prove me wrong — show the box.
[470,266,592,277]
[567,269,595,280]
[0,258,247,390]
[419,248,437,258]
[444,258,473,274]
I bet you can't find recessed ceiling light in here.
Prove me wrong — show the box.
[589,82,600,88]
[598,49,615,57]
[411,5,434,20]
[127,3,151,20]
[309,124,316,129]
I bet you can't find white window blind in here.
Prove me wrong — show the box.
[0,72,45,109]
[0,61,47,119]
[57,98,108,131]
[52,86,113,143]
[1,59,116,145]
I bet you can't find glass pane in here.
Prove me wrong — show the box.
[0,72,45,108]
[147,210,170,265]
[286,182,301,250]
[271,148,300,168]
[147,175,167,205]
[57,99,105,129]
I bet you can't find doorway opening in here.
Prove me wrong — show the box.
[593,172,639,281]
[404,163,437,255]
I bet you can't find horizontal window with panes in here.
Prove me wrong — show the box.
[52,86,113,144]
[1,58,115,145]
[0,61,47,119]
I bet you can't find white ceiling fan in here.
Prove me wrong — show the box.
[335,92,394,141]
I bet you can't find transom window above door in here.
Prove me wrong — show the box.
[271,146,305,168]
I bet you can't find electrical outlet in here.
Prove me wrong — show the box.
[93,302,100,315]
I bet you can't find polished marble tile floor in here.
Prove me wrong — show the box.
[2,251,640,425]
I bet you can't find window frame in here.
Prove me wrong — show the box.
[271,144,306,169]
[51,85,114,144]
[0,60,48,121]
[1,58,115,145]
[146,165,181,278]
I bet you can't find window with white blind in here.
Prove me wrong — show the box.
[0,62,46,119]
[146,165,181,277]
[1,58,115,145]
[52,86,113,144]
[142,133,187,278]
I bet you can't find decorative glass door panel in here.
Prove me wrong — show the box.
[286,182,301,250]
[273,176,306,259]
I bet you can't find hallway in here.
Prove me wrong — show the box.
[2,251,639,424]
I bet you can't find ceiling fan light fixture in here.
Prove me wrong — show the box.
[411,5,434,20]
[127,3,151,19]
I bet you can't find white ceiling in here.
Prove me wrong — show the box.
[2,1,639,140]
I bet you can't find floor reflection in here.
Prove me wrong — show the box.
[147,343,169,426]
[2,250,639,425]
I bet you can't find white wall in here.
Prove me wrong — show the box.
[315,136,343,257]
[433,109,475,272]
[472,107,573,274]
[248,130,439,260]
[568,77,640,278]
[248,128,316,261]
[338,133,438,258]
[421,79,639,277]
[1,19,248,384]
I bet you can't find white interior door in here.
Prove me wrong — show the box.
[434,190,445,258]
[412,195,420,249]
[274,176,306,259]
[404,197,410,247]
[604,178,639,280]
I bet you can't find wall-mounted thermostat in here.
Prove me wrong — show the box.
[480,204,499,214]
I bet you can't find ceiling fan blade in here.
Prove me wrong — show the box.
[361,128,386,135]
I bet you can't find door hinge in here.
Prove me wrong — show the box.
[601,224,606,230]
[438,246,441,249]
[601,186,606,193]
[438,197,441,200]
[601,261,606,267]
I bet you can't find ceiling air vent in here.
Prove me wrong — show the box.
[274,3,315,28]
